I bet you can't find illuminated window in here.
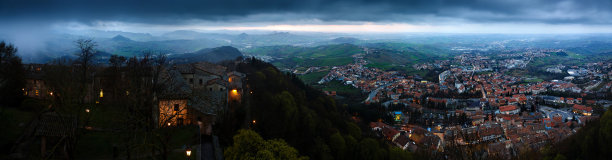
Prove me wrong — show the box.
[229,77,232,82]
[99,89,103,98]
[35,90,39,96]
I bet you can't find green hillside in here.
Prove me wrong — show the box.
[245,44,362,67]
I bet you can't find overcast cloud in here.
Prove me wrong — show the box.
[0,0,611,33]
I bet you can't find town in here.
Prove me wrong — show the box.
[3,0,612,159]
[317,48,612,157]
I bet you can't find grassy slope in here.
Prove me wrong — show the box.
[321,80,362,94]
[298,71,329,85]
[245,44,361,67]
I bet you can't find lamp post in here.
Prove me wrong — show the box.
[185,146,192,160]
[197,119,202,160]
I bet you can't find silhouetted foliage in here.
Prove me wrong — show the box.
[227,57,414,160]
[0,41,25,106]
[224,129,308,160]
[539,109,612,160]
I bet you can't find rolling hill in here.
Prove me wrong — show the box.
[168,46,243,64]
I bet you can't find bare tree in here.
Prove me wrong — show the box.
[75,39,98,86]
[75,39,97,68]
[111,51,170,159]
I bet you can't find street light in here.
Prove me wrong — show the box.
[185,147,192,160]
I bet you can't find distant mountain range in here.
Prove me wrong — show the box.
[169,46,243,64]
[110,35,133,42]
[3,29,612,64]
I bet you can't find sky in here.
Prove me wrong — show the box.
[1,0,612,34]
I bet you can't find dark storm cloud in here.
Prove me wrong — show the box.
[0,0,611,24]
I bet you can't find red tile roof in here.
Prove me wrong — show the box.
[500,105,518,112]
[573,104,593,112]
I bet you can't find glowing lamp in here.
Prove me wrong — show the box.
[185,147,192,158]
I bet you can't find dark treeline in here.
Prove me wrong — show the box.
[0,41,25,107]
[220,57,415,159]
[535,109,612,160]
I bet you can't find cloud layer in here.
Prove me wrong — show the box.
[2,0,611,25]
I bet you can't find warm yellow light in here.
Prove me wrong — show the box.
[85,108,90,113]
[186,148,192,157]
[252,120,256,124]
[49,92,53,96]
[99,89,103,98]
[126,91,129,96]
[228,77,232,82]
[35,90,39,96]
[232,89,238,95]
[167,122,171,126]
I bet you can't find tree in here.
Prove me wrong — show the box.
[598,108,612,155]
[109,55,127,69]
[75,39,98,86]
[358,138,384,160]
[0,41,25,107]
[346,122,362,139]
[328,132,346,159]
[114,53,168,159]
[388,147,413,160]
[224,129,308,160]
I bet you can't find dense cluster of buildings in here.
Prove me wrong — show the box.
[319,48,611,158]
[319,53,445,104]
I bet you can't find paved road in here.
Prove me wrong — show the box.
[539,106,572,120]
[365,83,390,103]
